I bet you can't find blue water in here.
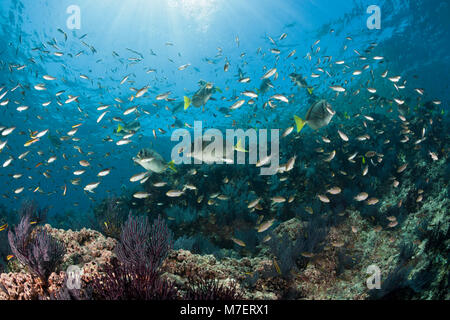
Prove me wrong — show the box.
[0,0,448,224]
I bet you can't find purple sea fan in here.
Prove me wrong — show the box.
[114,214,151,269]
[114,214,173,271]
[8,214,65,284]
[90,259,178,300]
[184,276,244,300]
[19,200,47,224]
[148,214,173,269]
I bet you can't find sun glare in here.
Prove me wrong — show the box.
[168,0,218,31]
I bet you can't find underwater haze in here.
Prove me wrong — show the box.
[0,0,449,301]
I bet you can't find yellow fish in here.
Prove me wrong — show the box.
[234,139,248,153]
[231,237,246,247]
[273,258,282,275]
[24,138,39,147]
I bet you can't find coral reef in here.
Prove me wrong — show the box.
[89,259,179,300]
[184,276,244,300]
[8,214,65,285]
[0,130,448,300]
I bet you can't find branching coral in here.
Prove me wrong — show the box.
[8,213,65,285]
[114,214,152,269]
[18,200,47,224]
[114,214,173,271]
[149,214,174,269]
[93,197,128,239]
[267,216,328,280]
[89,214,177,300]
[184,276,243,300]
[166,205,199,226]
[89,259,178,300]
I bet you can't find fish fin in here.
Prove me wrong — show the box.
[294,115,306,133]
[117,124,124,133]
[168,160,177,172]
[234,139,248,152]
[307,87,314,95]
[184,96,191,110]
[215,87,222,93]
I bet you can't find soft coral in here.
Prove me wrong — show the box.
[8,212,65,285]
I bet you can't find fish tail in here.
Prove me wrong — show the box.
[184,96,191,110]
[117,124,124,133]
[294,115,306,133]
[307,87,314,95]
[168,160,177,172]
[234,138,248,152]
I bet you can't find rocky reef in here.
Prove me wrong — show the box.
[0,154,448,300]
[1,190,447,300]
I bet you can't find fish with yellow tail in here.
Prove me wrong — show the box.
[184,80,220,110]
[294,99,335,133]
[113,121,140,137]
[133,148,177,173]
[234,139,248,153]
[185,137,248,164]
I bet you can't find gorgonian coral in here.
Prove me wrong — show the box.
[18,200,47,224]
[8,213,65,284]
[184,276,243,300]
[89,259,178,300]
[91,215,176,300]
[114,214,173,271]
[94,197,128,239]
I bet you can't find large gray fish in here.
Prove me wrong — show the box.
[171,101,185,113]
[185,137,247,164]
[133,148,176,173]
[259,78,273,95]
[113,121,140,136]
[184,80,218,110]
[290,73,315,95]
[289,73,308,88]
[294,99,335,132]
